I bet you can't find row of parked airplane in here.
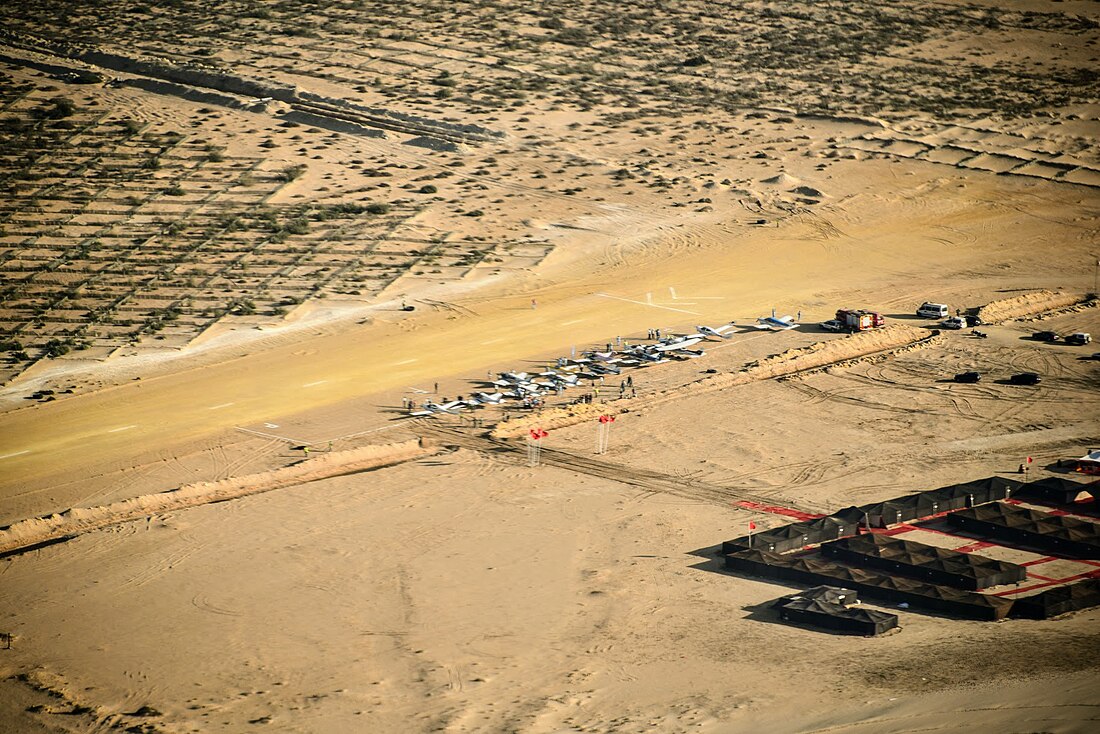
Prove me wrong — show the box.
[408,313,800,417]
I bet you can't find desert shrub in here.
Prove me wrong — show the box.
[231,299,256,315]
[278,164,307,181]
[554,28,590,46]
[43,339,70,358]
[282,218,309,235]
[35,97,76,119]
[365,202,390,215]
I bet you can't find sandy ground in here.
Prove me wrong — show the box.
[2,305,1098,733]
[2,2,1100,732]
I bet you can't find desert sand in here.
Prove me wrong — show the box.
[1,1,1100,733]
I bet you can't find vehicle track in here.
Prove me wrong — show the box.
[416,423,822,513]
[782,380,926,415]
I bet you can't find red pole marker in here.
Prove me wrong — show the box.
[527,428,548,465]
[596,416,614,452]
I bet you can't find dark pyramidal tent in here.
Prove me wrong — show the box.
[822,533,1026,590]
[1011,578,1100,619]
[947,502,1100,558]
[950,476,1025,506]
[1018,476,1097,506]
[776,596,898,636]
[772,585,859,608]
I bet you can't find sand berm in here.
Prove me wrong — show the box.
[0,438,438,556]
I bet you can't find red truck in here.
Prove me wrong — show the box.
[835,308,885,332]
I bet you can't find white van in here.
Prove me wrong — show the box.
[917,302,949,318]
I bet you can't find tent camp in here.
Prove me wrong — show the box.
[822,534,1026,590]
[947,502,1100,558]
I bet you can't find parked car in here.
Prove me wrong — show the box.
[917,302,949,318]
[941,317,966,330]
[1033,330,1059,342]
[954,371,981,383]
[1010,372,1041,385]
[964,315,984,327]
[820,319,844,332]
[1065,332,1092,346]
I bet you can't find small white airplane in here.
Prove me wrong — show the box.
[473,391,507,404]
[409,400,467,417]
[695,322,737,340]
[667,348,706,359]
[651,335,705,352]
[544,372,581,386]
[634,349,670,363]
[756,314,799,330]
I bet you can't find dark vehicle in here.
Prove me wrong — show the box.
[1065,332,1092,346]
[1010,372,1041,385]
[954,371,981,383]
[964,315,984,327]
[1033,331,1059,342]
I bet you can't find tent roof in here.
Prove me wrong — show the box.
[779,585,859,606]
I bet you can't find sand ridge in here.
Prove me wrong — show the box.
[0,438,435,557]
